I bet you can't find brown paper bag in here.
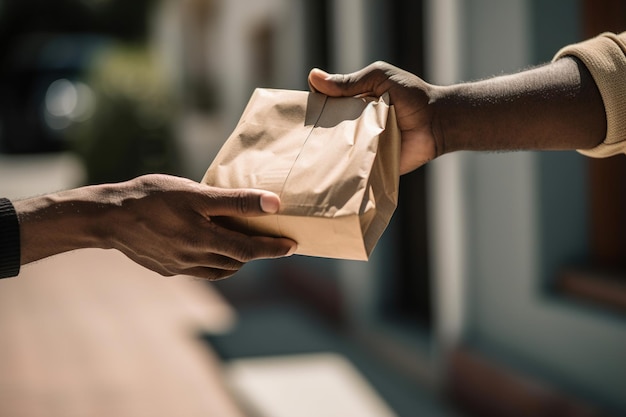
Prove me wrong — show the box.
[202,88,400,260]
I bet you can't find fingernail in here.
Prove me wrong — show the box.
[285,244,297,257]
[260,193,280,213]
[312,68,331,80]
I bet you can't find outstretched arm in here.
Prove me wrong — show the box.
[13,174,296,280]
[309,57,606,174]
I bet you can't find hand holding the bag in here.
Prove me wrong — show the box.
[309,58,605,167]
[308,61,437,175]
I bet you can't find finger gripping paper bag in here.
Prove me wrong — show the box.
[202,88,400,260]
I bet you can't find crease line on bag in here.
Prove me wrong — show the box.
[275,94,329,236]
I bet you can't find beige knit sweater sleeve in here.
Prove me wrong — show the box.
[554,32,626,158]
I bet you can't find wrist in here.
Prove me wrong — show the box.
[14,184,122,264]
[428,84,466,156]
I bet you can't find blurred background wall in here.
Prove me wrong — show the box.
[0,0,624,416]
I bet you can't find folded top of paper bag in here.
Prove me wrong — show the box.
[202,88,400,260]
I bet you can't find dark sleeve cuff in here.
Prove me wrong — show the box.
[0,198,21,278]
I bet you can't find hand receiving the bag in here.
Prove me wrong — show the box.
[15,174,297,280]
[308,61,437,174]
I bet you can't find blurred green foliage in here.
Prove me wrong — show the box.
[68,45,180,184]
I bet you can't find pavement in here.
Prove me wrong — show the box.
[0,248,244,417]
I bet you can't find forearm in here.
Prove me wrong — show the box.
[13,185,119,265]
[430,57,606,155]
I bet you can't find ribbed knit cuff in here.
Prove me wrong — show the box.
[554,32,626,157]
[0,198,20,278]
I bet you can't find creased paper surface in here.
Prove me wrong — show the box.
[202,88,400,260]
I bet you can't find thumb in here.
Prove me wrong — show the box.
[308,68,365,97]
[205,188,281,217]
[308,64,387,98]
